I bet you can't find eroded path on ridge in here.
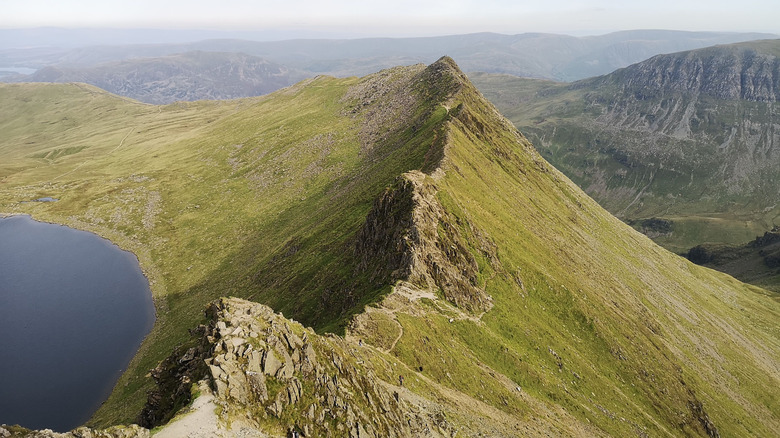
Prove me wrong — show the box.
[347,281,486,355]
[154,381,267,438]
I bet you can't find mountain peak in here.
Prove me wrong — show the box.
[429,55,462,74]
[1,57,778,437]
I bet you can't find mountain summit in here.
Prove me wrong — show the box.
[1,57,778,437]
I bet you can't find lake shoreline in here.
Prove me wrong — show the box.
[0,215,157,432]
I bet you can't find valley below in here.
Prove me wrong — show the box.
[472,39,780,291]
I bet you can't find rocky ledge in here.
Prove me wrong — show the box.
[168,297,453,437]
[0,425,148,438]
[6,297,454,438]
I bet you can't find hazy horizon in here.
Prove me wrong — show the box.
[1,27,778,52]
[3,0,779,46]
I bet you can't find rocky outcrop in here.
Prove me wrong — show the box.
[137,326,211,428]
[148,297,454,437]
[689,400,720,438]
[355,171,493,313]
[749,227,780,248]
[0,425,149,438]
[631,217,674,238]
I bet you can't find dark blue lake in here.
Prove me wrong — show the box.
[0,215,155,432]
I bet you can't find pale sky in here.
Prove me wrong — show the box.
[3,0,780,37]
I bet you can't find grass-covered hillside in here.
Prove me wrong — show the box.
[1,58,778,437]
[473,39,780,254]
[0,66,458,425]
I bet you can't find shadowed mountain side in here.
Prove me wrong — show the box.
[687,227,780,293]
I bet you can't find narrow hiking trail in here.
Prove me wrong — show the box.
[48,104,163,184]
[348,281,487,355]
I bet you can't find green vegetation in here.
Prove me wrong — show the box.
[0,63,459,425]
[471,40,780,255]
[1,58,778,436]
[411,72,780,435]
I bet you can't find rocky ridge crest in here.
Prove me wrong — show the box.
[355,170,493,313]
[4,298,455,438]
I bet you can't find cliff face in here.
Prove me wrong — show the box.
[604,43,780,101]
[584,42,780,219]
[487,40,780,252]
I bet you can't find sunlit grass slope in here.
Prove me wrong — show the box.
[391,61,779,436]
[0,68,453,424]
[1,59,778,437]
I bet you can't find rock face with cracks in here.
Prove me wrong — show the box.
[144,298,454,437]
[355,170,493,313]
[6,298,455,438]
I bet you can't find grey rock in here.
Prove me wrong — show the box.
[248,372,268,402]
[263,349,282,376]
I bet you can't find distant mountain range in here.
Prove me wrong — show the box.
[2,30,775,83]
[3,51,307,104]
[472,39,780,254]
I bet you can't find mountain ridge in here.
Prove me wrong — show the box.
[0,57,778,437]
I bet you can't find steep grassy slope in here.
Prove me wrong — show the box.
[400,61,779,436]
[472,39,780,254]
[1,59,778,437]
[0,63,460,426]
